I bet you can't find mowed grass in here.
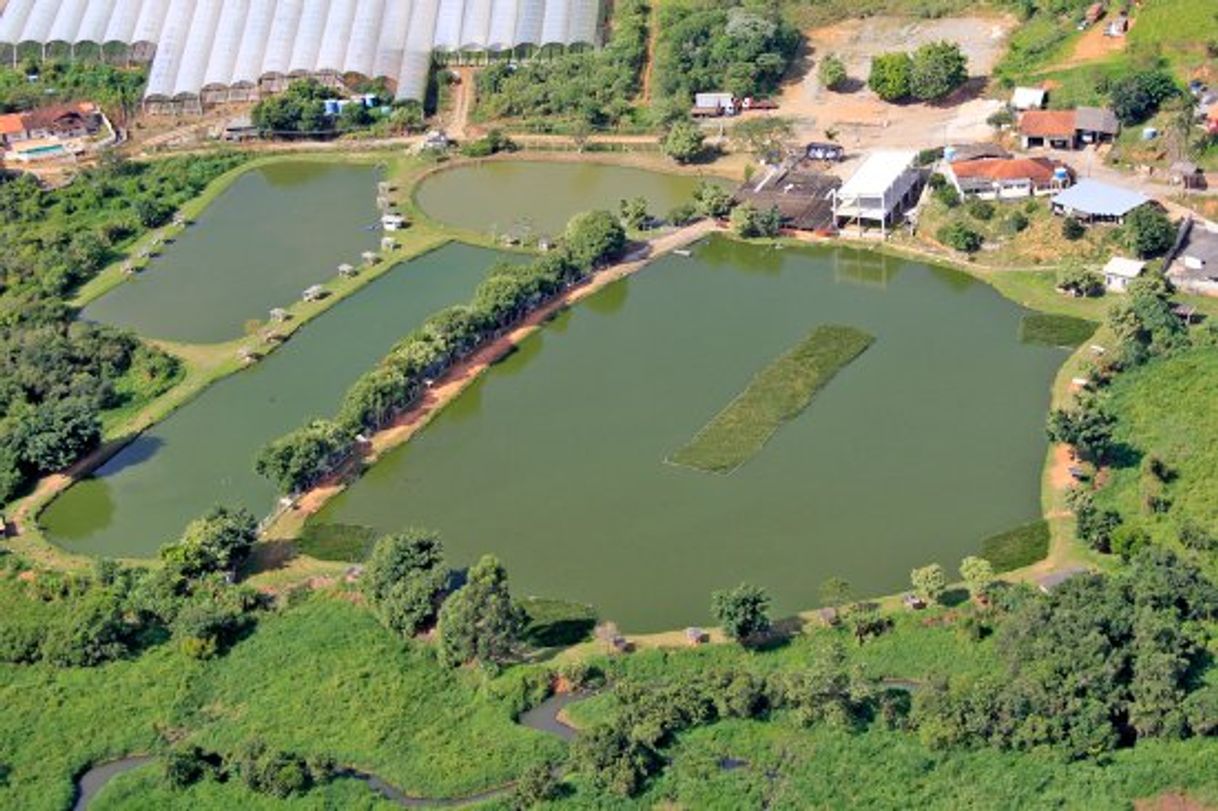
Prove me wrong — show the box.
[668,325,875,473]
[0,590,562,811]
[1093,347,1218,568]
[1018,313,1098,348]
[980,519,1051,572]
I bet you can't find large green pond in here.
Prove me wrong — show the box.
[81,162,382,344]
[43,244,504,558]
[415,160,726,236]
[314,237,1069,632]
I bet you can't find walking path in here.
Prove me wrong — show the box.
[267,219,722,538]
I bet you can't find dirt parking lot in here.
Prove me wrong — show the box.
[779,15,1017,152]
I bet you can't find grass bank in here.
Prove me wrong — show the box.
[668,325,875,474]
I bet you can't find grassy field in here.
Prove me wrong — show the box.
[0,589,561,811]
[979,519,1051,572]
[1092,346,1218,570]
[1018,313,1099,348]
[668,325,874,473]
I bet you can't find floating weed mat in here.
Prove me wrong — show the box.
[1019,313,1098,347]
[980,519,1050,572]
[297,522,379,561]
[667,324,875,474]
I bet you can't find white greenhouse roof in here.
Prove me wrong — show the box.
[839,150,918,197]
[0,0,602,102]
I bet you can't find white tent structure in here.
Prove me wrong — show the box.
[0,0,602,112]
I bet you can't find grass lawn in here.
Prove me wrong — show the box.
[1018,313,1099,348]
[980,519,1051,572]
[1127,0,1218,74]
[1092,346,1218,572]
[668,325,874,473]
[0,591,562,811]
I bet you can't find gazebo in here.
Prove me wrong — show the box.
[361,251,378,266]
[338,262,357,278]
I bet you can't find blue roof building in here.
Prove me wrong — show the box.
[1051,179,1150,223]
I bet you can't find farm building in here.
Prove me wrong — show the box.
[1019,106,1119,149]
[1167,219,1218,296]
[1011,86,1047,110]
[831,150,921,235]
[1101,257,1145,292]
[1050,179,1149,223]
[733,168,840,232]
[945,157,1071,199]
[0,0,604,113]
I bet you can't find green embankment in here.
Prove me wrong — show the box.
[1093,347,1218,566]
[668,325,875,474]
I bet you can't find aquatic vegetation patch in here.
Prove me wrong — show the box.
[1018,313,1098,347]
[668,325,875,474]
[979,519,1050,572]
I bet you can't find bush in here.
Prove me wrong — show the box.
[661,120,706,164]
[909,41,968,101]
[710,582,771,643]
[667,202,699,226]
[965,198,995,221]
[818,54,848,91]
[868,52,913,101]
[1057,265,1104,297]
[933,184,960,208]
[1124,205,1176,259]
[233,740,318,798]
[1062,216,1086,241]
[936,222,982,254]
[1004,210,1029,234]
[512,762,560,808]
[162,746,218,789]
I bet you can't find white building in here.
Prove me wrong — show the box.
[1011,87,1047,110]
[832,150,921,236]
[1101,257,1146,292]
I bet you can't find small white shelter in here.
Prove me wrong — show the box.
[1012,87,1047,110]
[381,213,406,231]
[1101,257,1146,292]
[832,150,921,235]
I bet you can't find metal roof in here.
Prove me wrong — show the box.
[0,0,602,102]
[1052,179,1148,217]
[838,150,918,196]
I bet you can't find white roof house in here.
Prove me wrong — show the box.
[1101,257,1146,292]
[832,150,920,234]
[1051,179,1149,223]
[1012,86,1047,110]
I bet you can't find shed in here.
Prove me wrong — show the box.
[380,236,397,251]
[1101,256,1146,292]
[1051,179,1149,223]
[302,284,326,302]
[269,307,289,322]
[1012,86,1047,110]
[1169,161,1204,189]
[361,250,378,265]
[337,262,357,277]
[1019,109,1076,149]
[1074,106,1120,144]
[381,213,406,231]
[832,150,921,235]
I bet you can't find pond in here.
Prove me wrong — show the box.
[312,237,1069,632]
[42,243,505,558]
[80,162,383,344]
[414,160,728,237]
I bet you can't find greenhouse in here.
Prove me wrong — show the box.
[0,0,603,110]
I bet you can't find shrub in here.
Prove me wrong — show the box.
[1062,216,1085,240]
[710,582,771,643]
[818,54,847,91]
[933,184,960,208]
[667,202,699,226]
[661,120,705,164]
[162,746,218,789]
[909,41,968,101]
[910,564,947,603]
[512,762,560,808]
[1057,265,1104,297]
[868,52,913,101]
[936,222,982,254]
[233,740,318,798]
[1124,205,1176,259]
[1004,210,1029,234]
[966,198,995,221]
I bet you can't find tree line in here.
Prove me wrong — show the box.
[254,209,629,495]
[0,153,245,505]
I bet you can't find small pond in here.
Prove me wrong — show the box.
[43,243,506,558]
[81,162,382,344]
[312,237,1069,632]
[414,160,728,236]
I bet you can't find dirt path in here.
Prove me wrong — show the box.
[446,67,477,141]
[270,220,723,536]
[640,1,659,104]
[1052,16,1130,71]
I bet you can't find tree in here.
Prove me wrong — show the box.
[570,725,657,797]
[361,530,448,637]
[818,54,847,91]
[909,41,968,101]
[618,196,650,231]
[692,180,733,219]
[1062,216,1086,240]
[868,52,913,102]
[661,120,706,164]
[1110,68,1178,126]
[254,419,353,494]
[910,564,947,604]
[437,555,526,668]
[819,577,853,609]
[1057,265,1104,297]
[233,740,316,798]
[563,210,626,269]
[1046,396,1116,463]
[730,117,794,163]
[160,505,258,578]
[730,202,781,237]
[512,762,560,808]
[711,582,771,643]
[959,556,995,600]
[10,397,100,474]
[1124,205,1176,259]
[936,222,983,254]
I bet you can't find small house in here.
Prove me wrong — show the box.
[1167,219,1218,295]
[380,236,397,251]
[269,307,289,323]
[1101,256,1146,292]
[1170,161,1205,189]
[1019,109,1077,149]
[1051,179,1149,223]
[1104,14,1128,36]
[1011,86,1047,111]
[421,129,449,150]
[361,251,378,266]
[946,157,1071,199]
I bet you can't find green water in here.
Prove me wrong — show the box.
[43,244,504,558]
[314,237,1069,632]
[414,160,728,236]
[81,162,382,344]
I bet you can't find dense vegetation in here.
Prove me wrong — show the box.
[868,41,968,103]
[250,79,424,137]
[0,153,245,505]
[669,325,874,473]
[0,60,146,117]
[256,209,628,495]
[475,0,649,129]
[653,0,800,103]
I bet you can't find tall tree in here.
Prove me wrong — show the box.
[711,582,771,644]
[438,555,526,668]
